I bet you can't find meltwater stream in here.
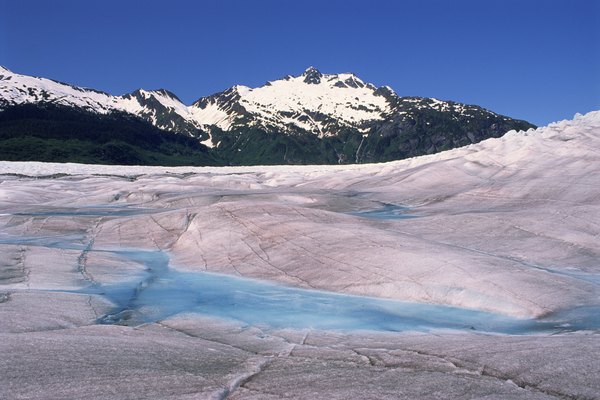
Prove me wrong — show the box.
[348,203,418,220]
[73,248,595,333]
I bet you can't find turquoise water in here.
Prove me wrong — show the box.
[90,249,539,333]
[82,248,595,333]
[349,203,417,220]
[12,205,159,217]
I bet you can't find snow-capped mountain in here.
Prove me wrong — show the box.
[190,67,392,136]
[0,65,535,165]
[0,65,397,140]
[0,65,204,139]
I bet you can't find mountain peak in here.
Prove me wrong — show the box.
[302,66,323,84]
[151,89,182,101]
[127,88,183,103]
[374,85,398,99]
[302,66,320,75]
[188,66,396,137]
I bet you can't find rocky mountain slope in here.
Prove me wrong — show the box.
[0,66,535,165]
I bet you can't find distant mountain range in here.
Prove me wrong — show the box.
[0,66,535,165]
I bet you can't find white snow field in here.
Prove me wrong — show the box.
[0,111,599,399]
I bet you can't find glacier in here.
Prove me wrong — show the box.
[0,111,599,399]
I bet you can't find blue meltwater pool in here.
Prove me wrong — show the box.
[71,248,594,334]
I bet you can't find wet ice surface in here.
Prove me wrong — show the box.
[1,187,599,333]
[0,188,599,335]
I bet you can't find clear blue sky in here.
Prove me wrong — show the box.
[1,0,598,125]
